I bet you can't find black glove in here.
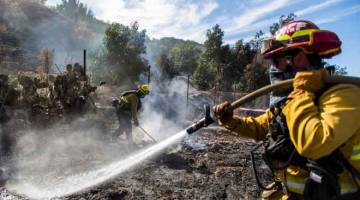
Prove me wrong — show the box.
[112,98,119,107]
[212,101,233,124]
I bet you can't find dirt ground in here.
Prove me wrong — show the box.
[64,128,269,200]
[0,126,273,200]
[0,83,272,200]
[83,128,274,200]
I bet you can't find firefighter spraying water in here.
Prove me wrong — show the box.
[1,0,360,199]
[188,20,360,199]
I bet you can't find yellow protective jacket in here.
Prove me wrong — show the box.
[221,84,360,197]
[119,93,140,123]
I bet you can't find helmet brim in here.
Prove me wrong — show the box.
[262,30,342,59]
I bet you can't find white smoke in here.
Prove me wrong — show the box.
[0,2,216,199]
[5,112,132,198]
[4,73,214,199]
[140,78,188,141]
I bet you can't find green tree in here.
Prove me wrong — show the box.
[192,24,264,91]
[193,54,216,90]
[169,41,202,75]
[234,40,256,66]
[193,24,225,90]
[56,0,95,22]
[323,62,348,75]
[91,22,147,85]
[204,24,224,63]
[220,39,257,91]
[145,37,195,66]
[269,13,297,35]
[333,65,348,75]
[242,60,270,92]
[89,44,109,83]
[248,30,264,50]
[54,0,108,36]
[156,53,176,80]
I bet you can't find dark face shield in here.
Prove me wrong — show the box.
[270,49,301,71]
[269,65,296,107]
[137,90,146,98]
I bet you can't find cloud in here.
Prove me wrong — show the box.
[295,0,343,16]
[225,0,347,40]
[49,0,291,42]
[225,17,278,39]
[60,0,218,42]
[225,0,291,34]
[47,0,356,44]
[315,4,360,25]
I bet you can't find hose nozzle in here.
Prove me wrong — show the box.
[186,104,214,134]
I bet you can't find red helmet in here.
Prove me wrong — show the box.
[261,20,342,59]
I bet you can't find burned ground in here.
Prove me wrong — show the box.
[0,82,272,200]
[0,127,271,200]
[66,128,271,200]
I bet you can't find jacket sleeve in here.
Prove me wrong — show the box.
[220,111,271,141]
[282,84,360,159]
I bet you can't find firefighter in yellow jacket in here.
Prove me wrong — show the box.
[214,20,359,199]
[112,84,150,144]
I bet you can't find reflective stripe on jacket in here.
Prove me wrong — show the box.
[220,84,360,197]
[351,144,360,161]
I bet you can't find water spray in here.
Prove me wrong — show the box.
[186,75,360,135]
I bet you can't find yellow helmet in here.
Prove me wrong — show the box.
[138,84,150,95]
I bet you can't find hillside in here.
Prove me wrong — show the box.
[0,0,108,73]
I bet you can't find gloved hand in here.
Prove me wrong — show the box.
[288,69,329,98]
[133,119,139,127]
[112,98,119,107]
[79,95,86,103]
[213,101,233,124]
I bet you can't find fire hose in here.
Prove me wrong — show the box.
[186,75,360,134]
[137,126,157,143]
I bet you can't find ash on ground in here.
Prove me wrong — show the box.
[1,127,272,200]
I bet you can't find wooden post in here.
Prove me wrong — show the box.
[186,74,190,118]
[186,74,190,109]
[233,82,236,101]
[83,49,87,76]
[148,65,151,84]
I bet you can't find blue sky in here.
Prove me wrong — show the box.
[46,0,360,76]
